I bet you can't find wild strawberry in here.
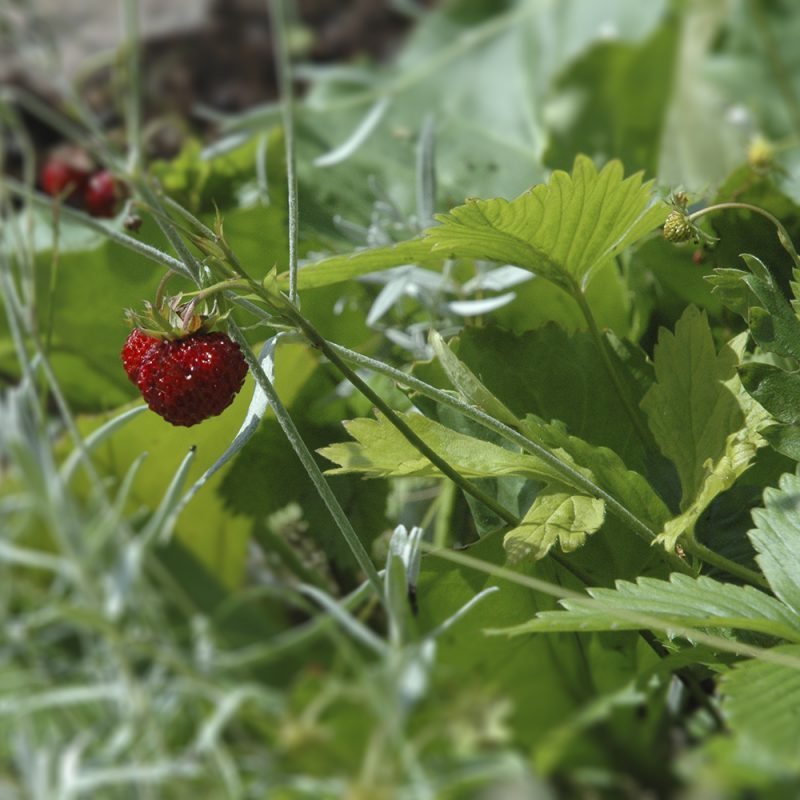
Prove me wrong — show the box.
[40,158,89,198]
[84,170,119,217]
[121,329,248,427]
[121,328,159,382]
[663,210,694,243]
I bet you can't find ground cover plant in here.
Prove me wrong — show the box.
[2,0,800,797]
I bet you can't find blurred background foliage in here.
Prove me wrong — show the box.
[3,0,800,797]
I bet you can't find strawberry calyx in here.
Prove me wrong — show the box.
[124,296,222,341]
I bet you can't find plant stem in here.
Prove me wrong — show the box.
[3,177,191,278]
[571,280,654,450]
[268,0,300,305]
[122,0,143,176]
[685,538,769,590]
[319,344,698,577]
[226,320,384,597]
[688,202,800,267]
[286,309,521,527]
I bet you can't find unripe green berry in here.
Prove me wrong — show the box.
[663,210,694,243]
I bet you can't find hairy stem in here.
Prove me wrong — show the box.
[268,0,300,305]
[685,538,769,590]
[226,320,384,596]
[286,308,520,527]
[688,201,800,267]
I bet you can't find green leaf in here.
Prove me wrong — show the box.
[441,324,654,476]
[521,415,671,534]
[425,155,668,288]
[720,645,800,769]
[749,471,800,615]
[544,17,678,178]
[292,157,667,298]
[654,334,771,550]
[658,421,768,551]
[287,239,444,291]
[504,490,605,562]
[641,306,744,505]
[428,329,520,428]
[761,423,800,461]
[318,411,572,486]
[707,254,800,361]
[739,362,800,425]
[496,574,800,642]
[283,1,668,223]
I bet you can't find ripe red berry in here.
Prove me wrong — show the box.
[121,329,248,427]
[84,170,119,217]
[121,328,159,383]
[40,159,89,198]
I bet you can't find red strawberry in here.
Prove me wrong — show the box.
[84,170,119,217]
[40,158,89,198]
[121,328,159,383]
[121,329,247,427]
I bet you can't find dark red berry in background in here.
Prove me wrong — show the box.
[40,159,89,198]
[84,170,119,218]
[121,329,248,427]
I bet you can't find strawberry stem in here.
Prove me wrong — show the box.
[688,201,800,267]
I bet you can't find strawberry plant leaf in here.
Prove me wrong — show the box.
[440,325,654,476]
[426,155,668,289]
[293,157,667,296]
[739,362,800,426]
[496,574,800,642]
[319,411,577,486]
[504,489,605,561]
[749,472,800,615]
[428,330,520,428]
[707,254,800,361]
[651,329,771,550]
[641,306,744,505]
[286,239,444,291]
[282,0,668,222]
[520,415,671,534]
[720,645,800,769]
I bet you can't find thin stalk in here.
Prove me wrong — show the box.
[329,345,658,535]
[226,320,383,596]
[3,177,190,277]
[267,0,300,304]
[688,202,800,267]
[685,538,769,590]
[43,199,62,355]
[122,0,143,176]
[329,342,774,588]
[286,309,520,527]
[133,179,203,284]
[570,279,653,450]
[432,479,457,548]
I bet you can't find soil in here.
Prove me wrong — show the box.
[2,0,428,171]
